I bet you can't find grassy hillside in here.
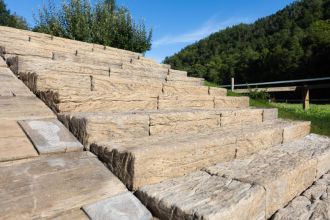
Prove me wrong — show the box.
[164,0,330,85]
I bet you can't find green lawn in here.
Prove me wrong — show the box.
[250,99,330,137]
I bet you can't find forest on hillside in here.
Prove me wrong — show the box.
[164,0,330,85]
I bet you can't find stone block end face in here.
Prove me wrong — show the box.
[262,108,278,121]
[90,143,135,190]
[283,121,311,143]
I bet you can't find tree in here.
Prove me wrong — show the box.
[164,0,330,84]
[0,0,29,29]
[34,0,152,53]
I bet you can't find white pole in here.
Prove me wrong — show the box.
[231,78,234,91]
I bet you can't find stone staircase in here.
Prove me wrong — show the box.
[0,25,329,219]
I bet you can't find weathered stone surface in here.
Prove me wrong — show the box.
[0,152,127,219]
[205,134,330,218]
[166,75,204,86]
[273,171,330,220]
[0,96,55,120]
[136,171,266,220]
[162,84,209,96]
[19,118,83,154]
[93,76,163,95]
[167,69,187,77]
[262,108,278,121]
[47,91,158,113]
[149,109,220,136]
[205,149,316,218]
[220,108,263,126]
[283,120,311,143]
[59,112,150,148]
[90,120,304,190]
[0,120,38,162]
[278,134,330,179]
[83,192,152,220]
[0,73,33,97]
[158,95,214,110]
[209,87,227,96]
[214,96,249,108]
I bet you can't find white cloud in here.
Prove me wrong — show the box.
[153,16,253,48]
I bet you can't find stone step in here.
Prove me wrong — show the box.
[21,71,209,97]
[0,67,33,97]
[11,55,199,85]
[59,108,272,148]
[90,119,310,190]
[0,120,38,162]
[166,75,204,86]
[0,96,55,120]
[0,57,6,67]
[136,134,329,220]
[158,95,249,110]
[0,26,141,59]
[0,151,128,219]
[39,90,158,113]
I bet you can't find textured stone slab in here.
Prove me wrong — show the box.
[158,95,214,110]
[83,192,152,220]
[165,76,204,86]
[162,84,209,96]
[93,76,163,95]
[0,73,34,97]
[0,120,38,162]
[220,108,263,126]
[0,151,127,219]
[273,171,330,220]
[283,120,311,143]
[149,110,220,136]
[262,108,278,121]
[209,87,227,96]
[90,120,305,190]
[204,134,330,218]
[44,90,158,113]
[19,118,83,154]
[136,171,266,220]
[168,69,187,77]
[59,112,150,148]
[0,96,55,120]
[214,96,249,108]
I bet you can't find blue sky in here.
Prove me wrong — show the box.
[4,0,296,62]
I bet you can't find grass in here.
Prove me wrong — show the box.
[251,99,330,137]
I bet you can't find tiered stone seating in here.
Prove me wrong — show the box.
[1,26,330,219]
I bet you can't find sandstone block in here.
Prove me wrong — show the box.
[214,96,249,108]
[158,95,214,110]
[220,109,263,126]
[0,152,127,219]
[149,110,220,136]
[209,87,227,96]
[262,108,278,121]
[283,120,311,143]
[205,148,317,218]
[136,171,266,220]
[162,84,209,96]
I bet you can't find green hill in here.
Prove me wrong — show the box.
[164,0,330,85]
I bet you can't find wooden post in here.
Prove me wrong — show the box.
[231,78,235,91]
[302,86,310,111]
